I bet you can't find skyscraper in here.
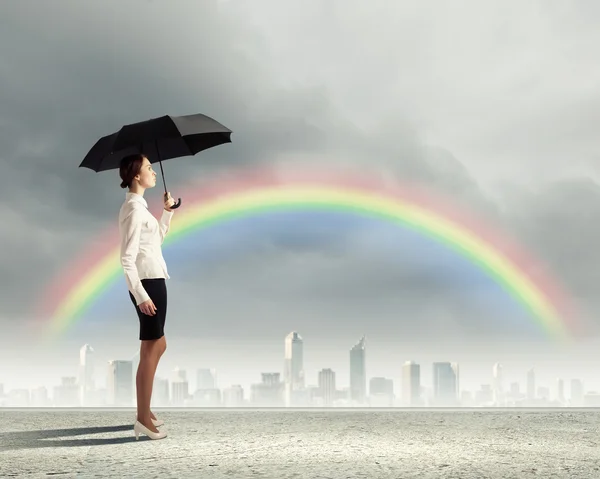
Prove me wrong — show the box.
[107,360,133,406]
[250,373,284,406]
[153,377,170,407]
[453,363,460,398]
[197,368,217,390]
[509,382,520,403]
[223,385,244,407]
[402,361,421,406]
[570,379,583,406]
[556,378,565,405]
[193,369,220,406]
[432,362,459,406]
[284,331,304,406]
[349,335,366,405]
[171,367,189,406]
[369,377,394,406]
[527,368,536,402]
[53,377,79,407]
[79,344,95,406]
[318,368,336,407]
[492,362,504,406]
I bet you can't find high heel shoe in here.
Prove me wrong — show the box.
[134,420,167,440]
[134,415,164,427]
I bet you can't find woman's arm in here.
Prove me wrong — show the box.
[158,192,175,243]
[120,208,150,305]
[158,209,173,244]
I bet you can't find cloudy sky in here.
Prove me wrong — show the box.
[2,0,600,392]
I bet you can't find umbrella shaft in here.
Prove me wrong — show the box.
[158,159,168,194]
[152,138,168,194]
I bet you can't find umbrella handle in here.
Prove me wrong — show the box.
[165,192,182,210]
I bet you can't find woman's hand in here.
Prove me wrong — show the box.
[139,299,157,316]
[164,192,175,212]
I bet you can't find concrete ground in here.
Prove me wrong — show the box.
[1,408,599,478]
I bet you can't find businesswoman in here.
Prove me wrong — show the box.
[118,153,175,441]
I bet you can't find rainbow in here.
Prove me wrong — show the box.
[37,167,578,341]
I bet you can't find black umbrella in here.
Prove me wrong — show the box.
[79,113,232,209]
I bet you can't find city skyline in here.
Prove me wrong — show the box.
[2,331,598,408]
[2,2,600,475]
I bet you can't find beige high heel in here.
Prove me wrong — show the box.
[134,420,167,440]
[134,414,164,427]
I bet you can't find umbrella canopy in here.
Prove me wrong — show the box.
[79,113,232,208]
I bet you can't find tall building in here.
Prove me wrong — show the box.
[402,361,421,406]
[370,377,394,396]
[53,377,80,407]
[349,336,366,405]
[193,368,219,406]
[453,363,460,399]
[79,344,95,406]
[197,368,217,390]
[509,382,520,402]
[369,377,394,406]
[284,331,305,406]
[261,373,280,387]
[526,368,536,402]
[492,363,504,406]
[107,360,133,406]
[432,362,459,406]
[475,384,493,405]
[223,385,244,407]
[570,379,584,406]
[556,378,565,404]
[250,373,284,406]
[318,368,336,407]
[153,377,170,407]
[171,367,189,406]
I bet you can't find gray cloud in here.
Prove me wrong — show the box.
[501,178,600,330]
[1,0,599,347]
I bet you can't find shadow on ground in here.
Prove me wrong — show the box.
[0,425,145,450]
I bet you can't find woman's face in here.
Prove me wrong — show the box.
[136,157,157,189]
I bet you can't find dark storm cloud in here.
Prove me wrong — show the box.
[0,1,496,317]
[501,178,600,329]
[0,0,339,314]
[1,0,598,346]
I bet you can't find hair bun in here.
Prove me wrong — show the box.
[119,153,145,190]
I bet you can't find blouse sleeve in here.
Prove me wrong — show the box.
[158,209,174,244]
[119,207,150,305]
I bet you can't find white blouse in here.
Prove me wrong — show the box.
[118,192,174,305]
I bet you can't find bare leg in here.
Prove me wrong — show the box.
[136,338,163,433]
[148,337,167,421]
[137,337,167,424]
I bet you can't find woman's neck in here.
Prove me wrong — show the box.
[129,185,145,196]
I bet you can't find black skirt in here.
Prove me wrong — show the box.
[129,278,167,341]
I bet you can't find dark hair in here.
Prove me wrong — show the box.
[119,154,146,189]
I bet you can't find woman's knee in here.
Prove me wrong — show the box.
[141,339,159,357]
[140,337,166,359]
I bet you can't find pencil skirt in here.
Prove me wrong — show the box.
[128,278,167,341]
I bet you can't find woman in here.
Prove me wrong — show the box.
[118,153,175,441]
